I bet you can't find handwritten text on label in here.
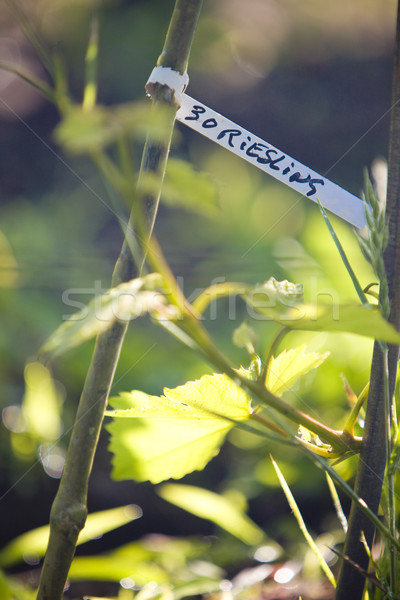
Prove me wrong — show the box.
[185,104,325,198]
[176,94,366,229]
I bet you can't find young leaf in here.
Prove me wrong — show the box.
[232,320,257,354]
[106,374,251,484]
[158,484,266,546]
[69,536,218,587]
[266,345,329,397]
[162,158,218,215]
[244,277,304,314]
[0,505,141,568]
[69,555,167,586]
[245,300,400,343]
[40,273,168,359]
[55,105,119,154]
[55,102,174,154]
[21,361,63,442]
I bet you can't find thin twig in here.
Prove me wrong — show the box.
[4,0,55,79]
[0,61,55,102]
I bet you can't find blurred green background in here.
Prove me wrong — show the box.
[0,0,396,584]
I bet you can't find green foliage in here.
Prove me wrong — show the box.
[245,276,304,312]
[69,554,167,586]
[0,505,141,569]
[232,320,257,354]
[1,531,223,596]
[106,343,334,486]
[197,276,400,342]
[161,158,218,215]
[6,361,65,465]
[0,570,36,600]
[106,374,251,483]
[244,298,400,342]
[40,273,168,358]
[69,535,223,592]
[266,345,329,397]
[20,362,62,441]
[158,484,268,546]
[3,3,400,599]
[139,158,218,217]
[55,102,175,154]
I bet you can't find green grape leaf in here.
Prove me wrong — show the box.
[69,536,219,587]
[40,273,169,359]
[106,374,251,484]
[158,484,269,546]
[139,159,218,216]
[245,298,400,343]
[55,105,116,154]
[69,556,167,585]
[267,345,329,397]
[55,102,174,154]
[0,505,141,568]
[163,158,218,215]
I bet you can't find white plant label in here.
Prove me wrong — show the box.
[176,94,366,229]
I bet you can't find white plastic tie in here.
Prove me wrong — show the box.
[145,66,189,106]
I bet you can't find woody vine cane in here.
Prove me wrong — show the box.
[336,3,400,598]
[36,2,204,599]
